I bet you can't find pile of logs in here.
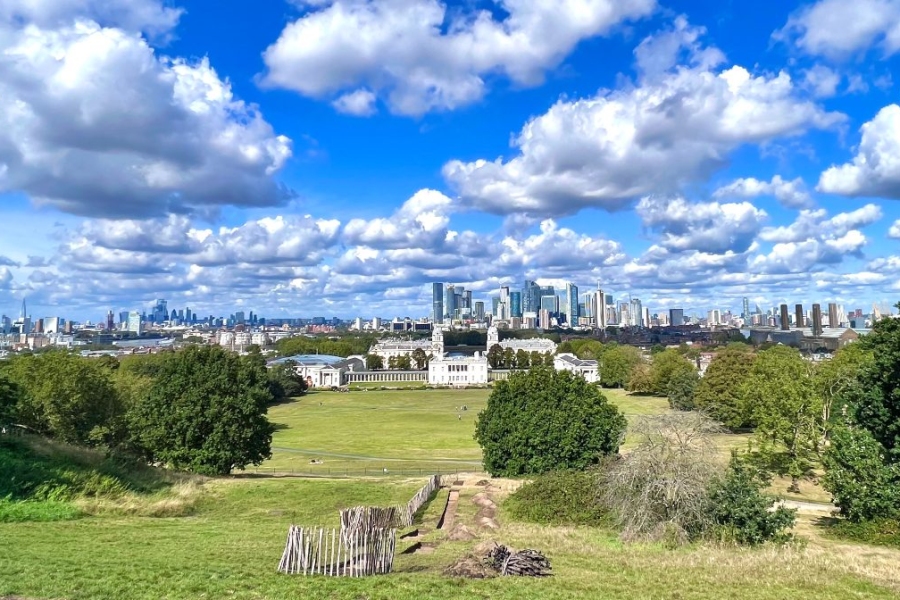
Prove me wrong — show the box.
[484,545,551,577]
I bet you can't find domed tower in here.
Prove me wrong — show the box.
[487,325,499,348]
[432,326,445,355]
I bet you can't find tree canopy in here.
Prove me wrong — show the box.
[693,346,756,430]
[649,349,696,396]
[128,346,274,475]
[474,366,626,476]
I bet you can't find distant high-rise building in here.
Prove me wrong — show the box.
[540,295,559,314]
[474,301,485,321]
[106,310,115,331]
[828,302,839,328]
[509,291,522,318]
[538,309,551,330]
[812,304,823,337]
[742,297,750,320]
[444,285,457,320]
[780,304,790,331]
[119,311,128,326]
[707,309,721,326]
[521,280,540,314]
[631,298,643,327]
[63,320,72,334]
[491,296,500,317]
[1,315,10,334]
[795,304,804,329]
[669,308,684,327]
[565,283,578,325]
[44,317,62,334]
[432,282,444,324]
[591,289,607,329]
[127,311,142,335]
[152,299,168,323]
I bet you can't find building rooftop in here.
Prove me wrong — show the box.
[269,354,347,366]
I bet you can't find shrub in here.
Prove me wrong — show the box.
[0,499,82,523]
[708,454,795,545]
[505,470,609,526]
[475,366,626,476]
[827,518,900,549]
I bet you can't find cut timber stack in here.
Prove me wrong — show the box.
[485,545,552,577]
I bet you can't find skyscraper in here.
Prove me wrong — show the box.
[474,301,485,321]
[742,297,750,320]
[631,298,643,327]
[509,291,522,318]
[779,304,790,331]
[521,280,540,314]
[432,282,444,324]
[591,289,607,329]
[795,304,804,329]
[565,282,578,325]
[669,308,684,327]
[127,311,142,335]
[444,284,456,320]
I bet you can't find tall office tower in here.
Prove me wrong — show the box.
[707,309,721,326]
[20,298,27,321]
[538,309,551,330]
[152,299,168,323]
[631,298,643,327]
[509,291,522,318]
[812,304,823,337]
[185,308,193,324]
[127,311,142,335]
[474,301,485,321]
[463,290,472,310]
[118,311,128,326]
[669,308,684,327]
[828,302,839,328]
[590,289,608,329]
[521,280,540,314]
[491,296,500,316]
[499,286,510,313]
[432,282,444,323]
[618,302,630,325]
[1,315,10,334]
[643,307,651,328]
[540,294,559,314]
[795,304,804,328]
[780,304,790,330]
[742,297,750,320]
[565,282,578,325]
[444,284,457,320]
[63,320,72,334]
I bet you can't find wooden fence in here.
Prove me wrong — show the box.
[277,525,396,576]
[399,474,442,527]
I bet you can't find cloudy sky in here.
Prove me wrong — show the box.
[2,0,900,322]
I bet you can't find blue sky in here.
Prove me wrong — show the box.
[2,0,900,321]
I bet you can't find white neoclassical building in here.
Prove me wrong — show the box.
[553,353,599,383]
[487,326,557,354]
[369,330,442,362]
[428,353,489,386]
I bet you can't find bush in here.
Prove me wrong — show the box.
[475,366,626,476]
[708,454,795,545]
[827,518,900,549]
[822,425,900,522]
[0,499,82,523]
[505,470,609,526]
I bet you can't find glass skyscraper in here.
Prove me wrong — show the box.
[432,282,444,323]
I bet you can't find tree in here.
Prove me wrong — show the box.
[814,342,873,440]
[542,352,554,366]
[693,346,756,430]
[502,348,515,369]
[366,354,384,370]
[267,361,308,403]
[487,344,504,369]
[602,413,721,544]
[842,312,900,459]
[475,366,627,476]
[387,355,398,370]
[822,425,900,522]
[128,346,274,475]
[0,372,20,427]
[649,349,696,395]
[5,351,123,446]
[625,362,653,393]
[667,369,699,411]
[741,346,822,493]
[395,354,412,370]
[515,349,529,369]
[599,344,642,388]
[411,348,428,370]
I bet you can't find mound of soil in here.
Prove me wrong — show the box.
[443,556,497,579]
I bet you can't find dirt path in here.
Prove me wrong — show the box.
[439,489,460,531]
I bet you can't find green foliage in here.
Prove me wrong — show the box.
[128,346,274,475]
[275,335,374,358]
[487,344,503,369]
[625,362,653,393]
[814,343,872,429]
[649,349,696,395]
[843,314,900,459]
[411,348,428,369]
[599,344,642,388]
[474,366,626,476]
[5,351,124,446]
[505,470,609,526]
[708,454,796,545]
[667,369,699,411]
[827,518,900,549]
[0,371,21,426]
[0,499,82,523]
[693,346,756,429]
[741,346,822,490]
[515,349,530,369]
[365,354,384,370]
[822,425,900,522]
[267,361,308,404]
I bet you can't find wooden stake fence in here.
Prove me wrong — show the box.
[277,525,396,576]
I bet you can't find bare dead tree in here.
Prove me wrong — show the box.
[601,413,724,545]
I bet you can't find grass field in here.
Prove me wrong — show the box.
[3,387,893,599]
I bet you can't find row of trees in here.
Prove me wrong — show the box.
[0,346,304,475]
[486,346,554,370]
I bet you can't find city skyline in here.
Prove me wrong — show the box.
[3,1,900,320]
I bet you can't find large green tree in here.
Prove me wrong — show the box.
[487,344,504,369]
[0,372,20,427]
[128,346,274,475]
[649,349,696,396]
[693,346,756,429]
[741,346,822,492]
[5,351,123,446]
[599,344,642,388]
[474,366,627,476]
[267,360,308,403]
[411,348,428,370]
[667,369,699,411]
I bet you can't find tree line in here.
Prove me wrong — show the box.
[0,346,307,475]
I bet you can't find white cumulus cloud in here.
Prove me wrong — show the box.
[714,175,814,208]
[776,0,900,59]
